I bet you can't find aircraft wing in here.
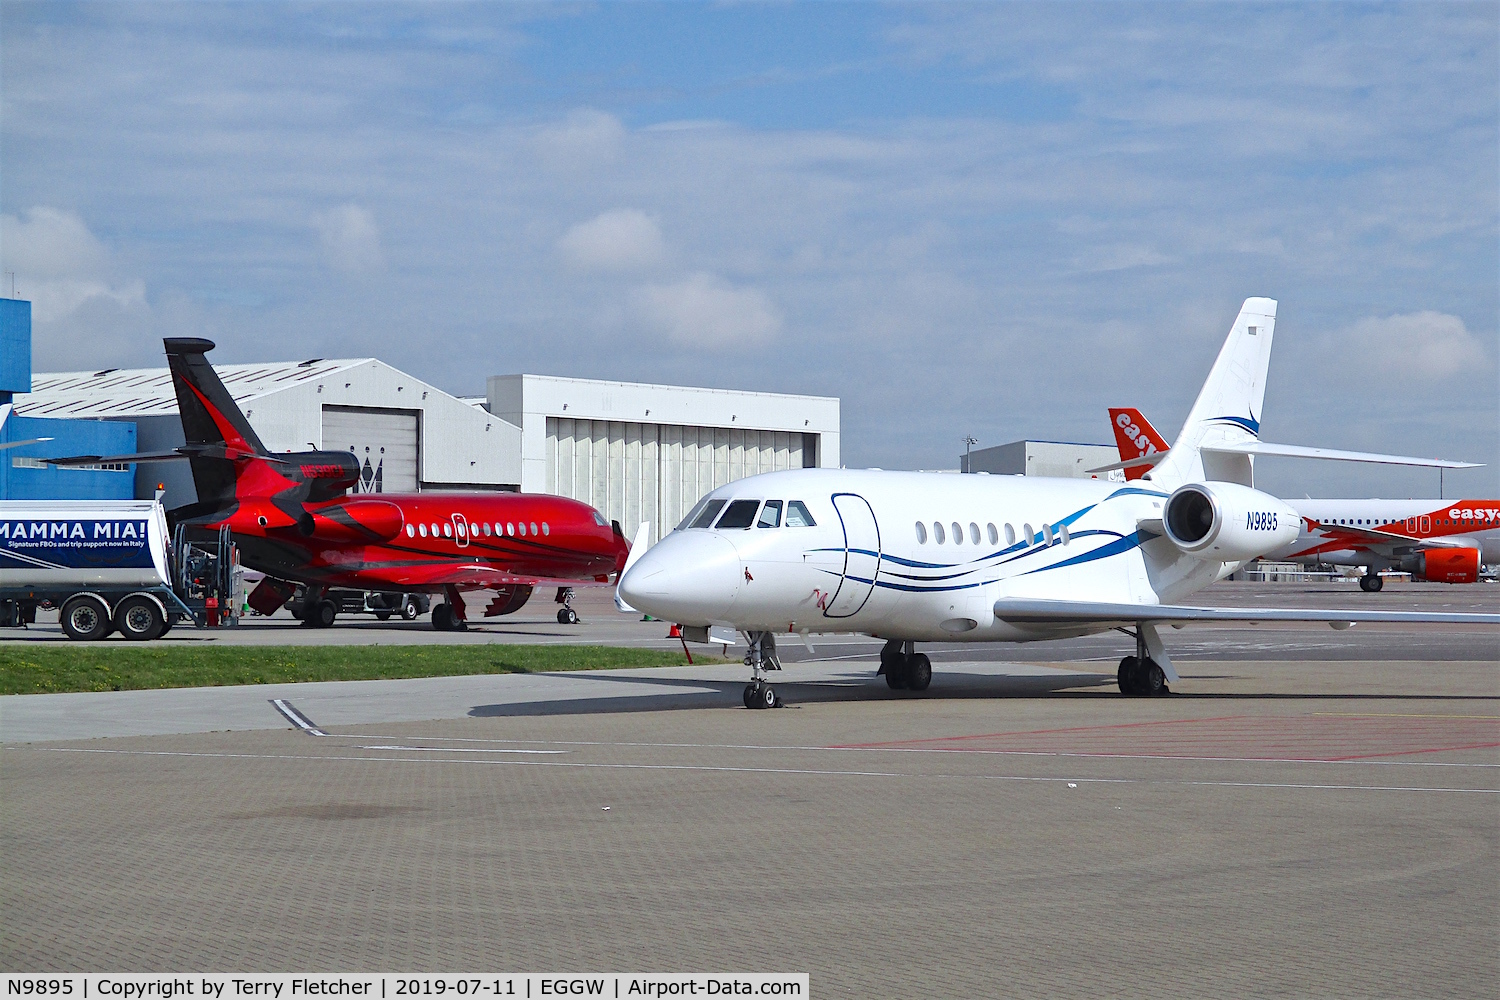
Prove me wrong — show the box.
[0,437,55,452]
[1204,441,1481,469]
[1086,453,1166,475]
[992,598,1500,627]
[1306,520,1468,554]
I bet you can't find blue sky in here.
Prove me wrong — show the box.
[3,1,1496,498]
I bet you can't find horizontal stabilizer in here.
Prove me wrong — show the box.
[1087,452,1167,475]
[993,597,1500,627]
[1204,441,1481,469]
[46,450,190,466]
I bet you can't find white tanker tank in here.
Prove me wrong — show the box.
[0,500,199,640]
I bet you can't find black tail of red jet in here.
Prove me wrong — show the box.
[161,338,363,522]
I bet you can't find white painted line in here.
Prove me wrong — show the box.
[268,698,326,736]
[8,745,1494,795]
[358,745,569,754]
[324,733,1500,768]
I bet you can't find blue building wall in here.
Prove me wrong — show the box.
[0,298,31,402]
[0,414,137,500]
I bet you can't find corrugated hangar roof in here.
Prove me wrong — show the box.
[14,358,369,419]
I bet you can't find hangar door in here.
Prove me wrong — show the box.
[545,418,807,544]
[321,406,419,494]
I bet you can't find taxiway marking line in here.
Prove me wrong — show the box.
[357,745,569,754]
[6,745,1496,795]
[320,732,1500,768]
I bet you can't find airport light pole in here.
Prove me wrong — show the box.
[963,435,978,473]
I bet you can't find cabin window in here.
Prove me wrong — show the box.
[507,522,515,535]
[969,522,980,545]
[530,522,539,536]
[406,524,415,537]
[785,501,816,527]
[494,523,503,535]
[542,522,549,535]
[1004,523,1016,546]
[757,501,783,528]
[457,522,467,537]
[431,523,439,536]
[1059,523,1071,545]
[520,522,529,536]
[443,523,453,538]
[987,523,998,545]
[933,522,946,544]
[716,499,761,529]
[1043,523,1054,546]
[418,524,427,537]
[952,522,963,544]
[470,523,479,536]
[483,523,491,536]
[689,499,727,528]
[915,521,927,544]
[1023,523,1034,546]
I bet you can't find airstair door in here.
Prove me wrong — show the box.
[824,493,881,618]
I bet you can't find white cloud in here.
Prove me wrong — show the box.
[312,204,384,274]
[560,209,666,272]
[633,273,782,348]
[534,108,626,169]
[1334,311,1490,381]
[0,207,147,323]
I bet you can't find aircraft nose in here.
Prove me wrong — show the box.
[618,531,741,625]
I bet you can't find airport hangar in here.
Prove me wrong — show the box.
[10,342,841,546]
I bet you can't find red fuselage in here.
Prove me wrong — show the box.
[200,491,630,594]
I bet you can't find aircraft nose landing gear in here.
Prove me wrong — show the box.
[556,587,579,624]
[741,631,782,709]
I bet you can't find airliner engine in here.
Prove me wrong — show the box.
[1163,482,1299,562]
[1404,547,1481,584]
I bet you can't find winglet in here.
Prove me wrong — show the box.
[614,522,652,613]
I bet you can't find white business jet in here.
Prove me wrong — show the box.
[618,299,1500,708]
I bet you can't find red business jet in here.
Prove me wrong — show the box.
[66,339,631,630]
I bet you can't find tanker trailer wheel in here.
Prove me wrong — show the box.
[61,595,113,641]
[115,596,166,641]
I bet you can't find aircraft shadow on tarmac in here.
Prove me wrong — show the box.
[467,668,1114,717]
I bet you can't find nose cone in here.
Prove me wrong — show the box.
[618,531,741,625]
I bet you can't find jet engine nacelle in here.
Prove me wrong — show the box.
[1163,482,1299,562]
[1403,547,1481,584]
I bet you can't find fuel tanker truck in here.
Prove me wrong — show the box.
[0,500,238,640]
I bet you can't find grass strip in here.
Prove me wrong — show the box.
[0,644,723,695]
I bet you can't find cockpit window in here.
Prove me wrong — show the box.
[757,501,783,528]
[593,511,608,527]
[785,501,816,527]
[688,498,728,529]
[677,496,714,531]
[715,499,761,529]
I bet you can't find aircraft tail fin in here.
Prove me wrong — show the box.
[1150,298,1276,489]
[164,338,271,508]
[1108,407,1170,481]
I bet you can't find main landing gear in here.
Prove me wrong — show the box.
[1117,627,1169,697]
[741,631,783,709]
[878,639,933,692]
[555,587,579,625]
[432,586,469,631]
[1360,572,1384,593]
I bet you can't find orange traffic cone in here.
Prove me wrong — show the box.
[667,623,682,638]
